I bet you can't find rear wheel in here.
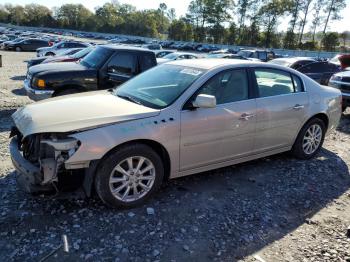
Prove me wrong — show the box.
[292,118,326,159]
[95,144,164,208]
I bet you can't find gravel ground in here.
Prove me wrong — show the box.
[0,50,350,262]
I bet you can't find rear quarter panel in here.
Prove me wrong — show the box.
[302,76,342,135]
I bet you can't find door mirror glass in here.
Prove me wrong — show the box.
[193,94,216,108]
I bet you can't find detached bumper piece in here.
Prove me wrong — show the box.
[9,137,53,194]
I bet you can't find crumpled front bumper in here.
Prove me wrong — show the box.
[9,137,53,193]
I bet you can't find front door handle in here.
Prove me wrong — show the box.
[239,113,255,121]
[293,104,304,110]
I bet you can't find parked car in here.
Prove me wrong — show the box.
[10,59,341,208]
[1,37,26,50]
[157,52,200,64]
[329,54,350,70]
[6,38,49,51]
[207,53,248,60]
[25,48,85,68]
[24,45,157,101]
[36,41,91,57]
[153,50,174,58]
[237,49,275,62]
[269,57,341,85]
[142,43,162,50]
[328,70,350,111]
[41,46,94,65]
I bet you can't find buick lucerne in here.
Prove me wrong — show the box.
[10,59,342,208]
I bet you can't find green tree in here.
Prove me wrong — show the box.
[322,0,346,36]
[258,0,292,47]
[321,32,339,50]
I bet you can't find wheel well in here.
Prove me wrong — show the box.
[100,139,171,181]
[310,113,329,130]
[52,86,85,96]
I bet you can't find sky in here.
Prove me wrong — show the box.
[5,0,350,33]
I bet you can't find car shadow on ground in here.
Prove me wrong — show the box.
[0,148,349,261]
[338,111,350,135]
[0,108,16,132]
[11,87,26,96]
[10,75,25,81]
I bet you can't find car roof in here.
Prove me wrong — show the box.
[272,57,316,63]
[167,58,260,70]
[101,44,154,53]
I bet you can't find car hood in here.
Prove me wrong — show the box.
[157,58,171,64]
[29,62,87,75]
[43,55,73,63]
[333,70,350,77]
[12,90,160,137]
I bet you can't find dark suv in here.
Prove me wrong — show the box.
[24,45,157,101]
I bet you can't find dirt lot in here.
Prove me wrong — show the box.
[0,50,350,262]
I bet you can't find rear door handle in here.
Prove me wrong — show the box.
[293,104,304,110]
[239,113,255,121]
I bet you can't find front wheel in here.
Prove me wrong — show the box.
[45,52,54,56]
[15,47,22,52]
[95,144,164,208]
[291,118,326,159]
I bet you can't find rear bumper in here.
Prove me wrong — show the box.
[9,137,52,193]
[24,80,54,101]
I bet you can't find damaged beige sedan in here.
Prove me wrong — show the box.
[10,59,342,208]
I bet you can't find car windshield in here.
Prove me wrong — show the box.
[80,46,112,69]
[163,53,178,60]
[113,64,205,109]
[237,50,254,58]
[71,46,94,59]
[268,59,292,67]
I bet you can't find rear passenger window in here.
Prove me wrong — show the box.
[139,54,155,72]
[255,69,296,97]
[292,75,303,92]
[107,53,135,76]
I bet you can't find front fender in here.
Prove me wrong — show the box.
[66,110,180,176]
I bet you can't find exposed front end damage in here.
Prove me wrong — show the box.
[9,128,85,195]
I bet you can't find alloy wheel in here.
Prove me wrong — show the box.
[302,124,322,155]
[109,156,156,203]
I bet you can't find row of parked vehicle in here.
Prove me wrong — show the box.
[3,26,349,208]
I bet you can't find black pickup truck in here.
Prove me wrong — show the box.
[24,45,157,101]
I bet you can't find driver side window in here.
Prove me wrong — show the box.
[198,69,249,105]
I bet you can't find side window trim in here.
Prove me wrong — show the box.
[182,67,252,110]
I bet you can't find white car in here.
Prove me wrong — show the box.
[157,52,200,64]
[36,41,90,57]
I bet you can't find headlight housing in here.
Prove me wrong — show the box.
[33,77,46,89]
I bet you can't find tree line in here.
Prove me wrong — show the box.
[0,0,348,51]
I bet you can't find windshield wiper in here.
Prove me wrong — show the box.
[117,94,143,105]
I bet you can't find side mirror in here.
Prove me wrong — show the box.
[192,94,216,109]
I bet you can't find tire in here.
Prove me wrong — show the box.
[15,47,22,52]
[291,118,326,160]
[45,52,54,56]
[95,144,164,208]
[55,89,79,97]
